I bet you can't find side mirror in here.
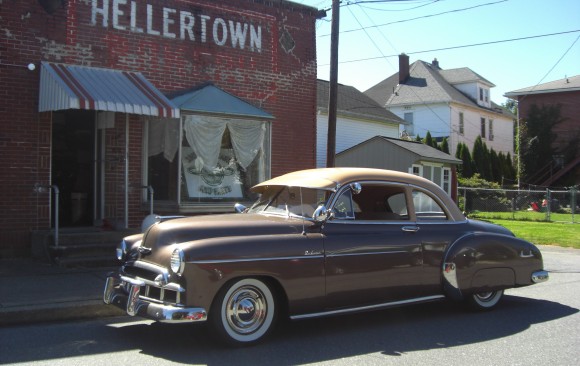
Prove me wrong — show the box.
[313,205,330,222]
[350,182,362,195]
[234,203,248,213]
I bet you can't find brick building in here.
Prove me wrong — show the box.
[0,0,321,257]
[505,75,580,187]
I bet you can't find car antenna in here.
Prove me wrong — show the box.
[300,186,306,236]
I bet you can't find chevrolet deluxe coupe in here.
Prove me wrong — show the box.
[104,168,549,345]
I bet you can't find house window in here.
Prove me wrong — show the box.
[404,112,414,135]
[442,168,451,195]
[410,164,423,177]
[145,115,271,208]
[479,88,484,101]
[459,112,464,135]
[480,118,486,139]
[489,120,494,141]
[484,89,489,103]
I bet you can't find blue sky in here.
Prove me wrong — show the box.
[295,0,580,105]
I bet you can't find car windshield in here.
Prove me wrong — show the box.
[248,186,331,218]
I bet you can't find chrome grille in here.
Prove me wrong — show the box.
[121,262,182,305]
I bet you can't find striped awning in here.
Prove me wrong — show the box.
[39,62,179,118]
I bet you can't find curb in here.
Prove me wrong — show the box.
[0,300,125,326]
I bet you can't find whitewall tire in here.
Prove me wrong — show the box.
[466,290,504,311]
[210,278,277,346]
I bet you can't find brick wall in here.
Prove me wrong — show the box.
[0,0,318,257]
[518,90,580,157]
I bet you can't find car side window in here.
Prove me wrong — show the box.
[412,190,448,221]
[332,189,355,219]
[351,184,409,221]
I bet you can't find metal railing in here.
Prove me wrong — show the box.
[458,186,578,223]
[34,184,60,247]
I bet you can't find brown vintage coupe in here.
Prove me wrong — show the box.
[104,168,549,345]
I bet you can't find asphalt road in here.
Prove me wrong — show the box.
[0,246,578,366]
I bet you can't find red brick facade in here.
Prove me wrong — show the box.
[518,91,580,157]
[0,0,319,257]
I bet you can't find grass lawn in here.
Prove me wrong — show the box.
[488,219,580,249]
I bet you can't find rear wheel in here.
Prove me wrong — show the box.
[210,278,276,346]
[466,290,504,311]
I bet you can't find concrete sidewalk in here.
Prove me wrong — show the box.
[0,259,124,326]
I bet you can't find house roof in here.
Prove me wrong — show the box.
[338,136,462,165]
[504,75,580,97]
[377,136,462,165]
[170,83,273,119]
[317,79,406,125]
[364,60,513,118]
[439,67,495,87]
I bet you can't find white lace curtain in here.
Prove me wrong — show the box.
[183,115,266,171]
[147,118,180,162]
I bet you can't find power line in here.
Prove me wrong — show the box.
[319,0,508,37]
[318,30,580,66]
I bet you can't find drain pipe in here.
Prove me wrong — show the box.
[52,185,60,248]
[143,185,154,215]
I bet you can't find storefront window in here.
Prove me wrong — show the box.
[146,115,270,209]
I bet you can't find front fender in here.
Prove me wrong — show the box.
[442,232,543,300]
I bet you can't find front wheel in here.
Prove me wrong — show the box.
[210,278,277,346]
[466,290,504,311]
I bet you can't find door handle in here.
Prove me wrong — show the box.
[402,225,420,233]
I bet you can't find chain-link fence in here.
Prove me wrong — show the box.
[458,187,579,223]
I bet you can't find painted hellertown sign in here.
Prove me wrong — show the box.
[90,0,264,52]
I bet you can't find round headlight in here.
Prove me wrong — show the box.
[170,248,185,275]
[116,240,128,261]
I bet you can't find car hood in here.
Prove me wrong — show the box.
[141,213,309,255]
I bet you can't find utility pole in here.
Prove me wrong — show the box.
[326,0,340,168]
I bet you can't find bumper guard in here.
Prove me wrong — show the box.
[531,270,549,284]
[103,274,207,323]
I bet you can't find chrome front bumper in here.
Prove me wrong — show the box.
[103,274,207,323]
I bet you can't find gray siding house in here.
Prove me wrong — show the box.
[336,136,462,200]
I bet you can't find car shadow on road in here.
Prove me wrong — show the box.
[0,295,576,365]
[131,295,577,365]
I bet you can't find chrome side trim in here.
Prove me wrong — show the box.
[326,250,408,258]
[290,295,445,320]
[190,255,324,265]
[532,270,549,283]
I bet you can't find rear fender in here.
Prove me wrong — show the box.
[442,233,543,300]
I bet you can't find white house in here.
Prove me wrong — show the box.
[316,79,405,168]
[365,55,515,157]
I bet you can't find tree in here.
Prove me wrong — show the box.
[520,104,562,183]
[424,132,434,148]
[456,142,474,178]
[440,138,449,154]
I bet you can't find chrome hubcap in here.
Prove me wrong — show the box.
[475,291,495,302]
[225,286,267,335]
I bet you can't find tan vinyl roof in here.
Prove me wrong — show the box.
[253,168,430,192]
